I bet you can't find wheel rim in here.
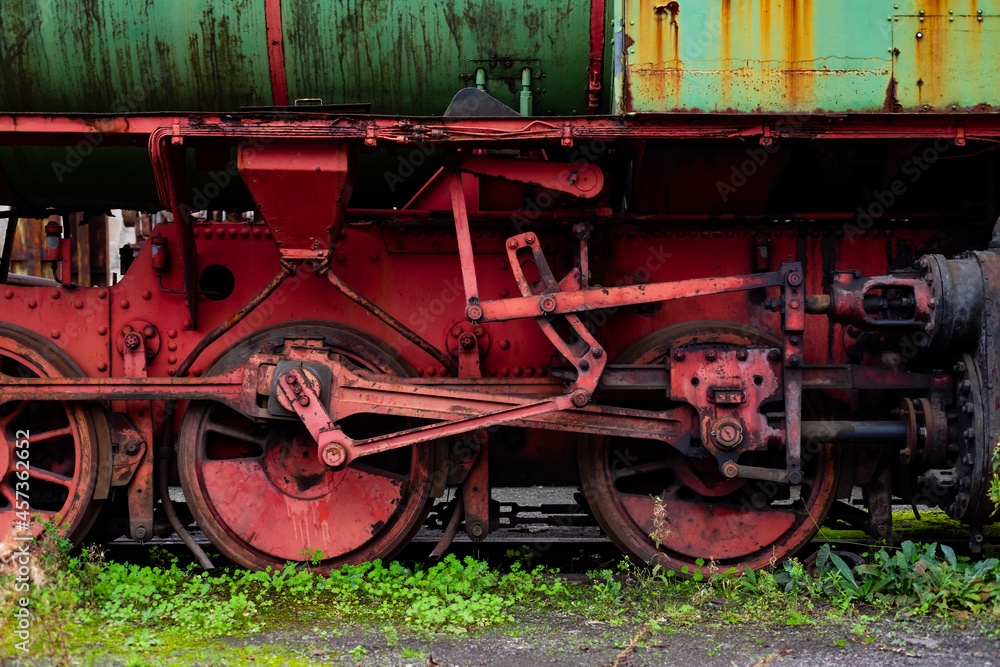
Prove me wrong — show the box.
[580,321,839,574]
[0,324,101,544]
[178,321,435,571]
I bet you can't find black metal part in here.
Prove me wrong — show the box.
[802,420,908,444]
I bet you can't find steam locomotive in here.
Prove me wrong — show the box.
[1,0,998,574]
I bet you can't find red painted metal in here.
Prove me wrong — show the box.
[453,155,604,199]
[264,0,289,107]
[237,139,354,261]
[480,264,786,322]
[4,113,1000,146]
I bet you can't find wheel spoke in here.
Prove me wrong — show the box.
[29,426,73,443]
[0,401,29,429]
[612,459,671,481]
[204,422,268,446]
[28,467,72,487]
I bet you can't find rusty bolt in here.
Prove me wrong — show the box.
[672,350,685,361]
[134,526,148,540]
[470,523,485,538]
[736,349,749,361]
[705,350,717,361]
[540,296,557,313]
[285,374,297,384]
[787,272,802,286]
[459,333,477,350]
[122,325,133,335]
[789,335,800,345]
[124,441,140,456]
[499,339,510,350]
[591,347,603,358]
[451,325,463,337]
[507,238,519,249]
[571,390,590,407]
[578,359,590,371]
[875,523,890,537]
[473,325,485,337]
[466,304,484,321]
[321,443,348,468]
[298,396,310,406]
[721,461,739,479]
[143,325,156,338]
[525,233,536,244]
[788,354,801,367]
[767,349,781,362]
[123,332,142,350]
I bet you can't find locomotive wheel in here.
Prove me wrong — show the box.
[0,323,104,544]
[580,321,839,575]
[178,321,435,571]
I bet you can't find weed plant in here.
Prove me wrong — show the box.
[4,529,1000,664]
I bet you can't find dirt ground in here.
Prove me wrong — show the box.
[6,613,997,667]
[222,616,999,667]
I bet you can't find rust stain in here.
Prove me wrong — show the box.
[759,0,772,61]
[721,0,732,108]
[782,0,815,109]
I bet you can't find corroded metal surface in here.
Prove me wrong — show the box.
[617,0,1000,114]
[0,0,591,116]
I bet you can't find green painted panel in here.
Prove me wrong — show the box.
[618,0,893,113]
[891,2,1000,111]
[280,0,592,115]
[0,0,272,112]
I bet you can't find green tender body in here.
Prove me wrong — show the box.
[0,0,591,115]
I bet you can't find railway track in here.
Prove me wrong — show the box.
[100,487,1000,568]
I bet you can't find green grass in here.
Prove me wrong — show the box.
[4,531,1000,665]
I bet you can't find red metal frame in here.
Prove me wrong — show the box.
[264,0,289,107]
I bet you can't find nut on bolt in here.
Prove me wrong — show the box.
[459,332,477,350]
[571,390,590,407]
[322,443,348,468]
[465,304,484,321]
[540,296,557,313]
[123,332,142,350]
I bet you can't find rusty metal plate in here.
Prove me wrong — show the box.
[618,0,893,113]
[892,4,1000,111]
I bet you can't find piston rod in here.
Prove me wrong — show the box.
[801,420,908,444]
